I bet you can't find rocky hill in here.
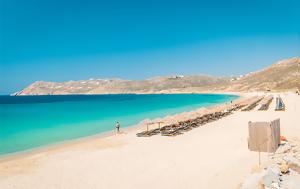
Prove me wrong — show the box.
[13,75,231,95]
[227,57,300,92]
[13,57,300,95]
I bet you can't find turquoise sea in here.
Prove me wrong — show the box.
[0,94,238,156]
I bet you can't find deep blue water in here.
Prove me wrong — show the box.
[0,94,238,155]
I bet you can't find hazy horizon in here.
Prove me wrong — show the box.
[1,0,300,94]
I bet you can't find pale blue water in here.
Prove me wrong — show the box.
[0,94,238,155]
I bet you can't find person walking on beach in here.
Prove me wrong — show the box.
[116,122,120,133]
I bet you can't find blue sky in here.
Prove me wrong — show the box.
[1,0,300,94]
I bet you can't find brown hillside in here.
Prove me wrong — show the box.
[13,57,300,95]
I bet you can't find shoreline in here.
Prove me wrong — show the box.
[9,91,240,96]
[0,92,243,162]
[1,92,299,189]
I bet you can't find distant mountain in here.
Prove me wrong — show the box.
[13,75,231,95]
[13,57,300,95]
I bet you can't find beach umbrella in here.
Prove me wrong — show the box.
[157,121,164,129]
[145,122,155,131]
[153,117,164,129]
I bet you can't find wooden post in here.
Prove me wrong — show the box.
[157,121,163,129]
[258,151,261,166]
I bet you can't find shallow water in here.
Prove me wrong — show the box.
[0,94,238,155]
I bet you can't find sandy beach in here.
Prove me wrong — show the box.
[0,92,299,189]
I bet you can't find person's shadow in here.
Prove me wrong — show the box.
[117,131,126,135]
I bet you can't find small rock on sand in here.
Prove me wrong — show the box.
[280,162,289,174]
[276,143,292,154]
[261,166,281,188]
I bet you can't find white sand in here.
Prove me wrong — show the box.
[0,93,299,189]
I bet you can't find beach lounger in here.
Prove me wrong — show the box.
[136,128,160,137]
[177,122,193,132]
[161,127,182,136]
[136,131,152,137]
[242,97,264,111]
[258,96,273,111]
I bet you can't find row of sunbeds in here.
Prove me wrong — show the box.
[160,111,233,136]
[258,96,273,111]
[241,96,264,111]
[242,95,285,111]
[136,104,245,137]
